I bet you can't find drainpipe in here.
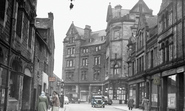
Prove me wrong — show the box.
[4,0,16,110]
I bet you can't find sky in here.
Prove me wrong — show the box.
[36,0,162,79]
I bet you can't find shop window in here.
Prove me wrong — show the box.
[139,82,145,105]
[151,83,158,106]
[9,72,19,100]
[167,75,176,110]
[129,84,136,105]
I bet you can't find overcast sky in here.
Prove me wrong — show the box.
[36,0,162,79]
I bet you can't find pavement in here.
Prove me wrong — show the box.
[113,103,143,111]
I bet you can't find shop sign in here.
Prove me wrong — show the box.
[153,76,160,85]
[49,77,56,81]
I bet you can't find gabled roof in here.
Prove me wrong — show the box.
[130,0,152,15]
[75,26,84,37]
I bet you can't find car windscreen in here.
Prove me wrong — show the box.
[93,97,102,99]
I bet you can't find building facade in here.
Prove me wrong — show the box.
[104,0,154,103]
[0,0,37,111]
[127,0,185,111]
[62,23,106,102]
[0,1,56,111]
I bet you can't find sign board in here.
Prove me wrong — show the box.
[49,77,56,81]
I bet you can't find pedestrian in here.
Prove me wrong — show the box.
[128,97,134,110]
[46,91,52,109]
[51,91,60,111]
[37,91,49,111]
[59,93,64,108]
[142,97,149,111]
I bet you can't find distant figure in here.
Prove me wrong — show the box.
[37,91,48,111]
[59,93,64,108]
[128,98,134,110]
[51,91,60,111]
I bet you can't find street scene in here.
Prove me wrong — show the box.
[0,0,185,111]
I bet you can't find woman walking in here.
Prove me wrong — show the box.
[51,91,60,111]
[37,91,49,111]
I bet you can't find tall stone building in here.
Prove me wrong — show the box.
[62,23,106,102]
[0,0,37,111]
[104,0,154,103]
[127,0,185,110]
[33,12,55,111]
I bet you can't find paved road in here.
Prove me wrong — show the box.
[63,103,125,111]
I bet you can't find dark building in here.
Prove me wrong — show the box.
[0,0,37,111]
[62,23,106,102]
[127,0,185,110]
[32,12,55,111]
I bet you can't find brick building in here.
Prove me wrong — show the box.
[127,0,185,110]
[62,23,106,102]
[0,0,37,111]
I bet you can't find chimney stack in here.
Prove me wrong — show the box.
[84,25,91,39]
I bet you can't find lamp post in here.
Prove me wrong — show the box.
[60,79,64,108]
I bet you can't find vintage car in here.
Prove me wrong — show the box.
[103,96,113,105]
[91,95,105,108]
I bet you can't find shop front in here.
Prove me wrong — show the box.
[128,78,146,108]
[160,66,184,111]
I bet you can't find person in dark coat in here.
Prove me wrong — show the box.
[59,93,64,108]
[128,98,134,110]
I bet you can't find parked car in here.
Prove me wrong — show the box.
[91,95,105,108]
[64,96,69,104]
[103,96,113,105]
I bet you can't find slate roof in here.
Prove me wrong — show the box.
[35,18,50,29]
[75,26,84,37]
[81,30,106,47]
